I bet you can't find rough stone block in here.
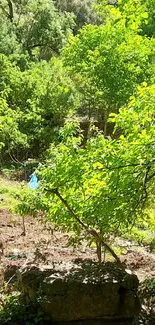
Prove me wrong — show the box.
[17,260,141,322]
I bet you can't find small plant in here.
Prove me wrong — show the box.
[11,217,17,226]
[149,237,155,253]
[138,278,155,325]
[0,285,45,325]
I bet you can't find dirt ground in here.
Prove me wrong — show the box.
[0,208,154,282]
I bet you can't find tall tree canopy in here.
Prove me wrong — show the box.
[0,55,79,160]
[0,0,75,60]
[97,0,155,37]
[63,14,155,134]
[0,0,154,161]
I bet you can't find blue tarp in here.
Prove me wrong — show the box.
[28,173,38,190]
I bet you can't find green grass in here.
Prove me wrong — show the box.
[0,177,26,211]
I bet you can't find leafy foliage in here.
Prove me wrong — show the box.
[0,97,28,157]
[54,0,99,33]
[0,286,44,325]
[0,55,79,160]
[0,0,155,160]
[0,0,75,60]
[0,0,155,263]
[17,84,155,261]
[97,0,155,38]
[0,15,19,56]
[116,0,155,37]
[62,11,155,134]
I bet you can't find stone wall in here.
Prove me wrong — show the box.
[17,260,141,322]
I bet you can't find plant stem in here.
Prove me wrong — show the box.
[22,215,26,236]
[97,240,102,263]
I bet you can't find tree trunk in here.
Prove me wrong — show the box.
[96,240,102,263]
[7,0,13,22]
[103,247,106,263]
[21,216,26,236]
[104,111,109,138]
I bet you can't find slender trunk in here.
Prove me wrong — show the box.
[96,240,102,263]
[89,228,121,264]
[103,247,106,263]
[101,239,120,263]
[104,111,109,138]
[21,216,26,236]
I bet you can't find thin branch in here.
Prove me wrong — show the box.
[53,188,88,230]
[128,165,154,224]
[141,166,151,199]
[105,159,155,171]
[0,3,10,19]
[8,151,25,166]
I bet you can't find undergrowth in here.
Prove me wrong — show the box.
[0,176,27,211]
[124,227,155,252]
[0,284,46,325]
[0,279,154,325]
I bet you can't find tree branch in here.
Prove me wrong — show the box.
[7,0,13,22]
[141,165,151,199]
[52,188,88,229]
[0,2,10,19]
[105,158,155,171]
[0,0,13,22]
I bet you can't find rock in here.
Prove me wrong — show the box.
[17,260,141,322]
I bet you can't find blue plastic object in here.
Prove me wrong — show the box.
[28,173,38,190]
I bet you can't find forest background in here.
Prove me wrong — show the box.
[0,0,155,262]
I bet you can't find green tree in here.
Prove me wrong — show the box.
[117,0,155,37]
[17,84,155,262]
[0,0,75,60]
[97,0,155,37]
[0,14,20,56]
[140,0,155,37]
[54,0,99,34]
[63,20,155,135]
[0,55,79,160]
[0,97,28,162]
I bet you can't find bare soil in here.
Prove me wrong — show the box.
[0,208,154,282]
